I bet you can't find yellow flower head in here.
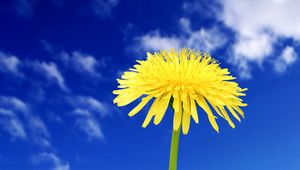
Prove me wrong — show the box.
[113,48,247,134]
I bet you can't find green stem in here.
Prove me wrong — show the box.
[168,127,180,170]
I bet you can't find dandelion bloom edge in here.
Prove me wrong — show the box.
[113,48,247,134]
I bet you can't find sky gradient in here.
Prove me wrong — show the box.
[0,0,300,170]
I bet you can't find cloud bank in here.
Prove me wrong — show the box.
[132,0,299,78]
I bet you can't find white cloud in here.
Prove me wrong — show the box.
[46,112,63,123]
[33,61,68,91]
[0,108,14,116]
[220,0,300,39]
[0,96,28,139]
[182,1,218,18]
[75,111,104,140]
[69,96,109,117]
[91,0,119,17]
[0,96,51,146]
[28,118,51,147]
[0,118,27,139]
[228,33,276,79]
[0,52,21,75]
[179,18,227,52]
[218,0,300,77]
[274,46,298,73]
[73,108,91,117]
[41,40,55,53]
[135,18,226,53]
[32,152,70,170]
[68,96,109,140]
[232,33,275,62]
[0,96,29,114]
[60,51,102,77]
[28,116,51,146]
[137,31,181,51]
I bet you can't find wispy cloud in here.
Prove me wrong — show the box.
[31,152,70,170]
[68,96,109,117]
[74,109,104,140]
[68,96,110,140]
[0,96,51,146]
[40,41,107,79]
[274,46,298,73]
[136,31,181,51]
[0,117,27,139]
[179,18,226,52]
[60,51,104,78]
[46,112,63,123]
[0,48,111,143]
[0,52,22,76]
[28,116,51,147]
[32,61,68,91]
[41,40,55,54]
[0,96,28,139]
[14,0,35,17]
[0,96,29,114]
[133,17,226,53]
[0,108,15,117]
[0,96,64,167]
[91,0,119,18]
[14,0,118,18]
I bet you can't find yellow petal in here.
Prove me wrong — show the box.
[115,92,142,107]
[227,105,241,122]
[195,95,219,132]
[232,105,245,118]
[154,92,172,125]
[182,109,191,134]
[142,95,162,128]
[207,114,219,133]
[210,104,224,118]
[128,95,153,117]
[172,91,180,112]
[173,100,182,131]
[219,106,235,128]
[189,96,199,124]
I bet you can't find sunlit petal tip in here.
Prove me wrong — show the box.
[112,90,119,95]
[182,129,189,135]
[242,88,248,91]
[113,98,118,104]
[153,119,162,125]
[128,113,134,117]
[231,124,236,129]
[241,103,248,107]
[142,119,151,128]
[146,52,153,58]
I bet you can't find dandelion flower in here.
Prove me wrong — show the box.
[113,48,247,134]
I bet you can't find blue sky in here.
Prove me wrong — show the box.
[0,0,300,170]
